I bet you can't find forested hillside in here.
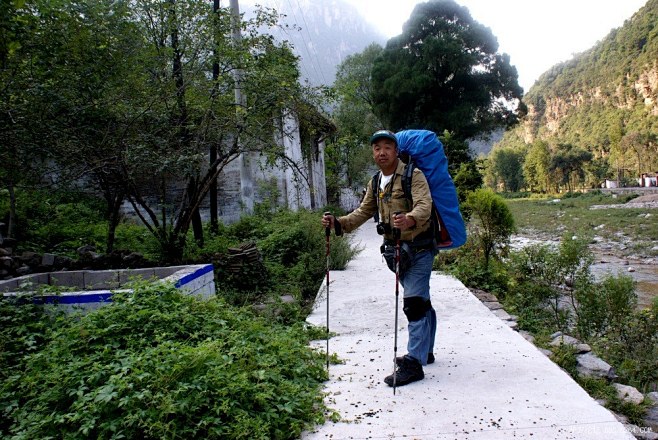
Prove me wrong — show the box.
[491,0,657,192]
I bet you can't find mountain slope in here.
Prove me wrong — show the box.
[516,0,658,148]
[245,0,386,86]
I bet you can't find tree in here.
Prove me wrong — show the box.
[0,0,54,240]
[621,131,651,178]
[1,0,314,262]
[438,130,471,174]
[523,140,551,193]
[452,159,483,220]
[487,148,524,192]
[465,188,515,268]
[328,43,384,199]
[118,1,307,262]
[550,145,593,192]
[371,0,523,142]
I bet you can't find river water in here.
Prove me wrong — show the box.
[590,254,658,309]
[510,236,658,310]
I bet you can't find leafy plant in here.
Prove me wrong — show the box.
[0,283,328,439]
[464,188,515,267]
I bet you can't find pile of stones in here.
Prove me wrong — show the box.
[0,235,150,281]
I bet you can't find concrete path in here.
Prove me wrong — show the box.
[303,225,635,440]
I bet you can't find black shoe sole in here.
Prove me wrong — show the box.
[384,371,424,387]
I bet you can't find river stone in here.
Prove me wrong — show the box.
[518,330,535,343]
[625,424,658,440]
[41,253,56,266]
[549,335,591,353]
[492,308,512,321]
[613,383,644,405]
[648,392,658,404]
[644,405,658,432]
[576,353,617,380]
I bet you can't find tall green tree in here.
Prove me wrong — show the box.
[550,145,593,192]
[371,0,523,142]
[328,43,384,199]
[487,148,525,192]
[523,140,551,193]
[0,0,54,239]
[1,0,312,262]
[119,0,305,262]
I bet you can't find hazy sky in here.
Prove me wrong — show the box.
[346,0,649,92]
[242,0,649,92]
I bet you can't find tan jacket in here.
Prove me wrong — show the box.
[338,160,432,242]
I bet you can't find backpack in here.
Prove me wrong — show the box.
[372,129,466,250]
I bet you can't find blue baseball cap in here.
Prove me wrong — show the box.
[369,130,397,145]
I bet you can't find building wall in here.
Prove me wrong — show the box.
[119,109,327,225]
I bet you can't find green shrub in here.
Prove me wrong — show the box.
[437,236,509,296]
[464,188,515,267]
[0,283,327,439]
[576,274,637,339]
[594,308,658,391]
[214,209,360,307]
[0,296,63,377]
[1,188,108,254]
[550,343,578,376]
[227,215,273,242]
[579,377,648,425]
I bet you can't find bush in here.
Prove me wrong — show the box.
[576,274,637,339]
[464,188,515,267]
[259,210,359,302]
[0,283,327,439]
[594,307,658,391]
[436,236,509,296]
[0,188,108,254]
[213,209,360,307]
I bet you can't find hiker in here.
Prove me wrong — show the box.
[321,129,438,387]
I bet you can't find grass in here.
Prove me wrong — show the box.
[506,192,658,257]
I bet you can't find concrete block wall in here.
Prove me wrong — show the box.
[1,264,216,313]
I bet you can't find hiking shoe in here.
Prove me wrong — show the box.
[385,356,424,387]
[395,352,434,366]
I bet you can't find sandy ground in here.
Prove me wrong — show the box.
[590,193,658,209]
[632,194,658,203]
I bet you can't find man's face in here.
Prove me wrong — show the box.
[372,138,397,171]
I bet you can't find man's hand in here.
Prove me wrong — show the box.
[392,213,416,231]
[321,213,334,229]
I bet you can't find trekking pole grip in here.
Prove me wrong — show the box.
[393,211,401,239]
[323,211,331,237]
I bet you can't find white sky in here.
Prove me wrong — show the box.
[241,0,649,92]
[346,0,649,92]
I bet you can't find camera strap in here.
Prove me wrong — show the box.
[372,171,397,225]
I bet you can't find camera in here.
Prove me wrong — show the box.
[376,222,392,235]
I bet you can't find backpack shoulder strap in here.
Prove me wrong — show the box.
[402,161,415,205]
[371,171,380,223]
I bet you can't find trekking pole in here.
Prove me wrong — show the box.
[392,212,401,395]
[324,212,331,372]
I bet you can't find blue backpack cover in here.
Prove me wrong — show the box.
[395,129,466,249]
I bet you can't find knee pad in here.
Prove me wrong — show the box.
[403,297,432,322]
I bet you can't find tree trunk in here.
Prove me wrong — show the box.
[7,178,16,238]
[106,193,124,253]
[168,0,203,255]
[188,178,204,247]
